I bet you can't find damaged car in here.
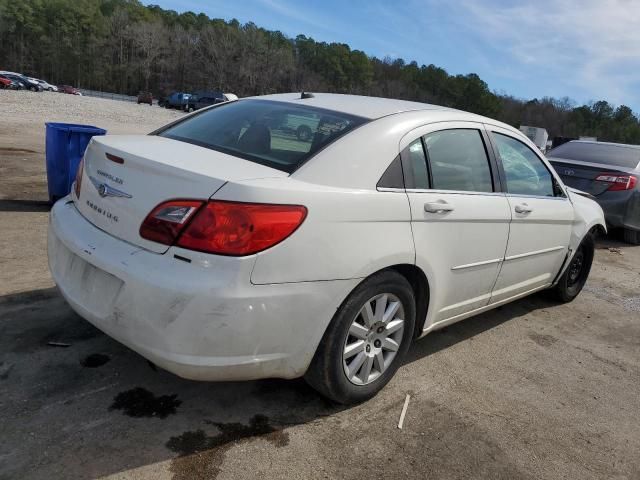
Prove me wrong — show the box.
[48,93,606,404]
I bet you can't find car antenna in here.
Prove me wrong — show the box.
[301,91,315,99]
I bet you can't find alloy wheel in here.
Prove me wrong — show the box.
[342,293,405,385]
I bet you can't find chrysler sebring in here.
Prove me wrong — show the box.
[48,93,605,404]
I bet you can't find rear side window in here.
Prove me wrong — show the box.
[549,142,640,169]
[406,139,430,189]
[492,133,554,197]
[157,99,367,173]
[423,129,494,192]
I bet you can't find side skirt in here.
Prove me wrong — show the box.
[417,283,552,338]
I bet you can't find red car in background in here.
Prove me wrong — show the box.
[0,75,15,89]
[58,85,82,95]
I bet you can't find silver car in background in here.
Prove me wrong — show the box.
[548,141,640,244]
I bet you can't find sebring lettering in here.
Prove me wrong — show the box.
[86,200,119,222]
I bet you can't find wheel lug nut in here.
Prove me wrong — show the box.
[377,326,384,334]
[366,345,371,353]
[374,339,381,348]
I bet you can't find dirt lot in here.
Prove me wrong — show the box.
[1,90,639,480]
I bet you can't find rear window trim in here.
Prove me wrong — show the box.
[151,99,369,174]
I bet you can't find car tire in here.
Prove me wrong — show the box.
[623,228,640,245]
[305,270,416,405]
[296,125,313,142]
[550,233,595,303]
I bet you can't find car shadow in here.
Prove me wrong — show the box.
[0,199,51,212]
[0,285,556,479]
[404,293,561,366]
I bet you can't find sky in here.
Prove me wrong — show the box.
[150,0,640,111]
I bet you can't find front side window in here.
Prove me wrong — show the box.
[423,129,494,193]
[492,133,554,197]
[158,99,367,173]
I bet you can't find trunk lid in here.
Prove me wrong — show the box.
[75,135,287,253]
[548,156,637,196]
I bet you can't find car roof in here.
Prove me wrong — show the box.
[254,92,457,120]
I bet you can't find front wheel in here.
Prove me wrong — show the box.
[551,233,594,302]
[305,270,415,404]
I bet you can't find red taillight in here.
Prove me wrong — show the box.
[74,157,84,198]
[140,200,204,245]
[595,173,637,191]
[140,200,307,256]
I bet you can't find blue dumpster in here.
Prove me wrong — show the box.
[45,122,107,203]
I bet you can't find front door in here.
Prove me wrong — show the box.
[402,123,512,327]
[487,126,574,303]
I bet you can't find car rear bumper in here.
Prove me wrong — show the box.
[595,189,640,231]
[48,199,357,381]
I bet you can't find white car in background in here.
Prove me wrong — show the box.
[28,77,57,91]
[48,93,605,404]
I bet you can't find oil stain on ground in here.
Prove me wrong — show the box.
[529,332,558,347]
[80,353,110,368]
[166,414,289,480]
[110,387,181,418]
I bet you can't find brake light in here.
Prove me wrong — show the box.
[140,200,204,245]
[105,152,124,164]
[595,173,637,191]
[140,200,307,255]
[74,157,84,198]
[178,201,307,255]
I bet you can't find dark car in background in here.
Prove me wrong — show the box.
[137,91,153,105]
[58,85,81,95]
[0,72,42,91]
[183,90,225,112]
[548,140,640,244]
[159,91,191,109]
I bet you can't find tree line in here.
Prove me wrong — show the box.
[2,0,640,144]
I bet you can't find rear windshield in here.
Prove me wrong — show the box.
[548,142,640,169]
[157,99,367,173]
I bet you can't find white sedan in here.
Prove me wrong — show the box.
[48,93,605,404]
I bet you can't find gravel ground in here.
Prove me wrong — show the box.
[0,89,182,142]
[1,91,639,480]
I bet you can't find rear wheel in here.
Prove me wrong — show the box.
[551,233,594,302]
[305,270,415,404]
[623,228,640,245]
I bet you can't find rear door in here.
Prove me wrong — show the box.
[403,122,511,324]
[486,126,573,302]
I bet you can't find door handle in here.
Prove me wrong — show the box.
[424,200,455,213]
[514,204,533,214]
